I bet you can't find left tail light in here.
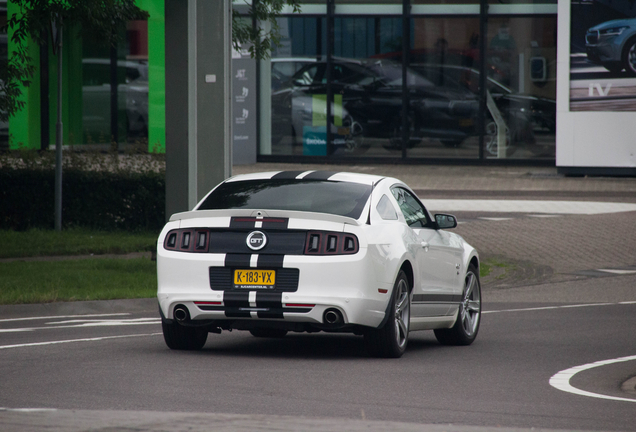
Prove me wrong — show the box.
[164,229,209,252]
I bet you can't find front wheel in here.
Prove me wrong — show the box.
[623,37,636,76]
[434,263,481,346]
[364,270,411,358]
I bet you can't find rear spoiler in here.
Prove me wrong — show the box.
[169,209,362,227]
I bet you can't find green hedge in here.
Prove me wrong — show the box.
[0,168,165,231]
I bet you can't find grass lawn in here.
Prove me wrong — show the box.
[0,258,157,304]
[0,229,158,305]
[0,228,158,258]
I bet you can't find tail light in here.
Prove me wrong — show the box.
[304,231,359,255]
[164,229,209,253]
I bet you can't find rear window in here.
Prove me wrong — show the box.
[197,179,372,219]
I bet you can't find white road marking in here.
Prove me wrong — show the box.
[550,356,636,403]
[0,318,160,333]
[478,217,513,221]
[0,333,162,350]
[483,301,636,314]
[596,269,636,275]
[0,313,130,323]
[527,214,561,218]
[424,199,636,215]
[0,408,58,412]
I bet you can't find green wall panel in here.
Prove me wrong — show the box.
[139,0,166,153]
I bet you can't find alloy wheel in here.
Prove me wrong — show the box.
[460,271,481,338]
[394,278,410,348]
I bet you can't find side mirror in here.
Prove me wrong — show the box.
[435,214,457,229]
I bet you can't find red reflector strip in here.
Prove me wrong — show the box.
[284,304,315,308]
[194,301,223,305]
[378,289,388,294]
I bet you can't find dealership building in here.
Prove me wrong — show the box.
[2,0,635,176]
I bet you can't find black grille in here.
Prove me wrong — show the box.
[586,31,598,45]
[209,267,299,292]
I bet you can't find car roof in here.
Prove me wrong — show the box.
[225,170,386,186]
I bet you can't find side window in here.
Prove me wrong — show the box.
[376,194,398,220]
[294,65,322,85]
[390,187,429,228]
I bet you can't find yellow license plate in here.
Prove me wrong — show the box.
[233,269,276,289]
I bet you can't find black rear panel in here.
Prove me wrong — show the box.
[208,230,306,254]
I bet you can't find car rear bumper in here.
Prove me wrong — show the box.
[157,249,393,329]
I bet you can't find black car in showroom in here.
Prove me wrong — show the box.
[271,58,480,152]
[412,63,556,153]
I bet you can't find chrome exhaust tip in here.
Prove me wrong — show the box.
[174,305,190,323]
[323,309,343,325]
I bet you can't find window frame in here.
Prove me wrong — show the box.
[390,186,436,229]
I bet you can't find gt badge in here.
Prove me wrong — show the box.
[246,231,267,251]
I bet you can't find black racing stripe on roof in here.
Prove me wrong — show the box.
[302,171,340,181]
[271,171,307,179]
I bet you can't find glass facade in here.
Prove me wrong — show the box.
[80,20,149,148]
[260,0,557,163]
[4,0,554,164]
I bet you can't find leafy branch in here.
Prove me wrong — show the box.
[232,0,301,60]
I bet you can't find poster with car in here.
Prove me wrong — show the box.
[570,0,636,111]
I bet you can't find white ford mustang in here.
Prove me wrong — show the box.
[157,170,481,357]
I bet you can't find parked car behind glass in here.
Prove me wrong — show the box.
[585,18,636,75]
[271,58,479,151]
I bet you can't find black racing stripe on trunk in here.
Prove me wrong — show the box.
[225,254,252,268]
[229,218,256,229]
[271,171,307,179]
[257,254,284,268]
[302,171,339,180]
[229,217,289,230]
[262,219,289,230]
[412,294,463,303]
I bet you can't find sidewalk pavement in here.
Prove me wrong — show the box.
[0,409,587,432]
[232,163,636,196]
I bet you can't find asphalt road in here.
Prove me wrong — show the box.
[1,175,636,431]
[1,289,635,431]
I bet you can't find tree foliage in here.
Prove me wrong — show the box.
[1,0,148,123]
[0,0,301,124]
[233,0,301,60]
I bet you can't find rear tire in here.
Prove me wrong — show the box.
[364,270,410,358]
[249,328,288,338]
[434,263,481,346]
[162,319,208,350]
